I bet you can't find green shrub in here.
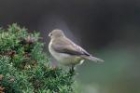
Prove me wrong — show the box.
[0,24,75,93]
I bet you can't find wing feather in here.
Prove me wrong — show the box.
[51,37,90,56]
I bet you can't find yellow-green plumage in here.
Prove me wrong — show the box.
[48,29,104,67]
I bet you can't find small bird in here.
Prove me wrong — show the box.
[48,29,104,71]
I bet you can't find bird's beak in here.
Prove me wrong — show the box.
[48,33,51,37]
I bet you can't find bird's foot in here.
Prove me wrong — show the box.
[69,66,76,76]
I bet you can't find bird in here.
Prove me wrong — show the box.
[48,29,104,71]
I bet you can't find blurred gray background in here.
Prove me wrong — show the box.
[0,0,140,93]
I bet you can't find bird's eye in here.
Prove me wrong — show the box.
[49,33,52,37]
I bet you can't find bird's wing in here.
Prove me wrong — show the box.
[51,37,90,56]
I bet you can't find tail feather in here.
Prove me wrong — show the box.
[84,55,104,63]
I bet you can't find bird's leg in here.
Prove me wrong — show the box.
[69,65,75,76]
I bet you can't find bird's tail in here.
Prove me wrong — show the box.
[84,55,104,63]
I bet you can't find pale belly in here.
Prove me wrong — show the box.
[49,45,84,66]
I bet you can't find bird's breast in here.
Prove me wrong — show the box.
[48,42,84,66]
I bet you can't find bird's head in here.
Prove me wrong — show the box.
[48,29,65,39]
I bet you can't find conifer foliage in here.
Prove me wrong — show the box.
[0,24,75,93]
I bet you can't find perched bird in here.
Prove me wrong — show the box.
[48,29,104,70]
